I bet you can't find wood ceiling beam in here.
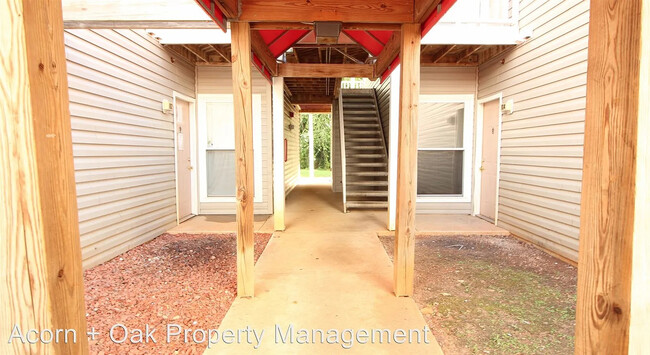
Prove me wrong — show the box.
[182,44,209,62]
[249,22,402,31]
[240,0,413,23]
[64,20,220,29]
[250,30,279,76]
[278,63,375,78]
[374,32,400,77]
[414,0,443,23]
[298,104,333,113]
[290,94,335,104]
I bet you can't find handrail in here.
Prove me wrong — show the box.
[338,91,347,212]
[372,89,388,160]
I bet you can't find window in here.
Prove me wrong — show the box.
[417,95,474,202]
[198,94,263,203]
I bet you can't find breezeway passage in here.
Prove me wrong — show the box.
[203,183,444,354]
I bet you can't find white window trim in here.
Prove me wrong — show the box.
[417,94,475,203]
[197,94,263,204]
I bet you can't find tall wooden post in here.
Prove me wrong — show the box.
[231,21,255,298]
[1,0,88,353]
[575,0,649,353]
[394,23,421,297]
[272,77,286,231]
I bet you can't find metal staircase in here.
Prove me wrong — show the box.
[338,89,388,211]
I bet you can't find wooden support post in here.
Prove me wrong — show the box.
[575,1,649,353]
[309,113,315,178]
[231,21,255,298]
[387,68,401,231]
[394,23,421,297]
[1,0,88,353]
[272,77,286,231]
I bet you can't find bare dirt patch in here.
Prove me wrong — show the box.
[379,234,577,355]
[84,232,272,355]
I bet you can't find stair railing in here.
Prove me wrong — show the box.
[372,89,389,160]
[338,91,347,212]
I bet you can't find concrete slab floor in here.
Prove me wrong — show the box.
[203,183,443,354]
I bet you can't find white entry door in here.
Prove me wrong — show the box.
[175,98,193,221]
[479,99,500,221]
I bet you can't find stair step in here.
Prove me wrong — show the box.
[344,110,377,115]
[344,117,377,123]
[347,181,389,186]
[347,171,388,176]
[347,162,386,167]
[345,131,379,136]
[346,153,384,159]
[346,191,388,197]
[346,137,382,142]
[346,146,383,151]
[346,201,388,209]
[345,123,379,128]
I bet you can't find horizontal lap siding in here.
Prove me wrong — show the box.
[285,91,300,195]
[478,0,589,261]
[196,66,273,214]
[64,29,196,269]
[418,67,477,213]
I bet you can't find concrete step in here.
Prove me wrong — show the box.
[346,201,388,210]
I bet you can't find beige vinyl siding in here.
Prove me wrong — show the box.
[196,66,273,214]
[284,91,300,195]
[331,98,342,192]
[418,66,477,213]
[478,0,589,262]
[65,29,196,269]
[374,77,391,150]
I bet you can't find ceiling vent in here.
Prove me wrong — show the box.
[315,22,342,44]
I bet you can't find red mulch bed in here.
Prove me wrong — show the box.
[84,232,272,355]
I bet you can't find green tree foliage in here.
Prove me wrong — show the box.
[300,114,331,170]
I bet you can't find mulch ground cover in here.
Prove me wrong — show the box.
[84,232,272,355]
[379,234,577,355]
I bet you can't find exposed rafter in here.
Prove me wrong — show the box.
[209,44,231,63]
[182,44,209,62]
[455,45,482,63]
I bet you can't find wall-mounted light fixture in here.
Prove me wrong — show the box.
[288,123,295,131]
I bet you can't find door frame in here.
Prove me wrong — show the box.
[473,92,503,224]
[173,91,198,224]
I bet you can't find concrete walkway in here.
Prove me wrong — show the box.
[203,184,444,354]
